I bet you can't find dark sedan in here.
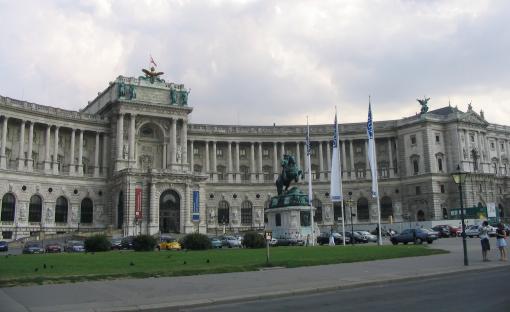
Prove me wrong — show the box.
[316,232,349,245]
[0,241,8,252]
[45,244,62,253]
[390,228,438,245]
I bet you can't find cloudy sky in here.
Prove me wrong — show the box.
[1,0,509,126]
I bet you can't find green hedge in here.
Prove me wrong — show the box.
[132,235,157,251]
[84,234,111,252]
[180,233,211,250]
[243,231,265,248]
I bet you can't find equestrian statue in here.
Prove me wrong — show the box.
[275,154,304,196]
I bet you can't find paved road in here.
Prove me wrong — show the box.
[181,267,510,312]
[0,237,508,312]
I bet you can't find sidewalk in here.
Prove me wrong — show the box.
[1,238,508,312]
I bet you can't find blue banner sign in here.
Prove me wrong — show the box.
[192,191,200,222]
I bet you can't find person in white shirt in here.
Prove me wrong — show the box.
[479,221,491,262]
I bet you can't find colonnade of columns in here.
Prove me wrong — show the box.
[0,115,108,176]
[186,137,398,183]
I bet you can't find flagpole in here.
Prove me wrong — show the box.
[367,97,382,246]
[330,108,345,245]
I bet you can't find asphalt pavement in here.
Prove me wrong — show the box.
[1,237,508,312]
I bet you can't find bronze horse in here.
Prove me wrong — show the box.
[275,154,304,195]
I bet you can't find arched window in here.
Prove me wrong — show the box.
[193,164,202,173]
[357,197,369,221]
[28,195,42,222]
[1,193,15,222]
[313,198,322,222]
[217,200,229,224]
[240,165,250,182]
[54,196,68,223]
[241,200,253,225]
[380,196,393,220]
[80,198,93,224]
[417,210,425,221]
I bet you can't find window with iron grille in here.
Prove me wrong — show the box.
[241,201,253,225]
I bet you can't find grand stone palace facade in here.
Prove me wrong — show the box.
[1,72,509,239]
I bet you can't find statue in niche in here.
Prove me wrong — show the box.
[123,144,128,159]
[179,89,190,106]
[127,85,136,100]
[416,97,430,114]
[170,89,177,105]
[46,207,53,222]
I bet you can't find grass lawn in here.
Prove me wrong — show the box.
[0,245,447,287]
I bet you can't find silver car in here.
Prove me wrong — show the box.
[220,236,242,248]
[355,231,378,243]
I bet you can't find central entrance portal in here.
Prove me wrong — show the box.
[159,190,180,233]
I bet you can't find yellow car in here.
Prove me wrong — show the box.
[158,237,181,251]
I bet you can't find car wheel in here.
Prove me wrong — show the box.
[415,238,423,244]
[403,242,408,245]
[392,241,398,245]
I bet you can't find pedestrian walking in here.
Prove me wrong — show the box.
[496,223,507,261]
[479,221,491,262]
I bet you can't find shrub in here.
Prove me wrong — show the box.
[243,231,265,248]
[132,235,157,251]
[180,233,211,250]
[84,234,111,252]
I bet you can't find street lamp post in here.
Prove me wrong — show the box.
[451,165,469,266]
[347,191,355,245]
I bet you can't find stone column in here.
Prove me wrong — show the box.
[235,142,240,183]
[388,138,394,178]
[52,126,59,174]
[182,120,188,165]
[163,144,167,169]
[296,142,301,171]
[250,142,256,183]
[212,141,217,182]
[318,141,324,181]
[149,183,158,234]
[205,141,210,176]
[394,138,399,176]
[349,140,355,179]
[116,113,124,160]
[94,132,100,177]
[280,142,285,160]
[102,134,108,175]
[44,124,51,172]
[129,113,136,162]
[341,140,347,179]
[27,122,34,171]
[189,140,194,172]
[171,118,177,166]
[365,139,370,177]
[69,129,76,175]
[258,142,263,183]
[77,130,84,176]
[17,120,25,170]
[273,142,278,180]
[0,116,8,169]
[326,140,331,178]
[496,137,502,176]
[227,141,233,183]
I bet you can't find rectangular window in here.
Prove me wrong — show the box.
[437,158,443,172]
[470,135,475,143]
[413,160,419,174]
[262,149,269,157]
[410,135,416,145]
[491,142,495,150]
[416,186,421,195]
[501,143,505,151]
[355,147,362,154]
[440,185,445,193]
[240,148,246,158]
[435,135,440,143]
[193,147,199,156]
[216,148,223,158]
[1,231,12,239]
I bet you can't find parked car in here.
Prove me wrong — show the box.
[23,243,45,254]
[220,236,242,248]
[316,232,349,245]
[0,241,8,252]
[158,237,181,250]
[465,225,480,238]
[432,225,451,238]
[390,228,438,245]
[110,238,123,250]
[121,236,134,249]
[355,231,378,243]
[210,237,223,248]
[64,240,85,252]
[45,244,62,253]
[345,231,369,243]
[269,238,278,246]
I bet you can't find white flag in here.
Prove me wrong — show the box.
[330,113,343,202]
[367,101,378,198]
[305,119,313,205]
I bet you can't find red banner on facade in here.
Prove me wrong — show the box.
[135,187,142,220]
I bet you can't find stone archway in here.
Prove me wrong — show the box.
[159,190,180,233]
